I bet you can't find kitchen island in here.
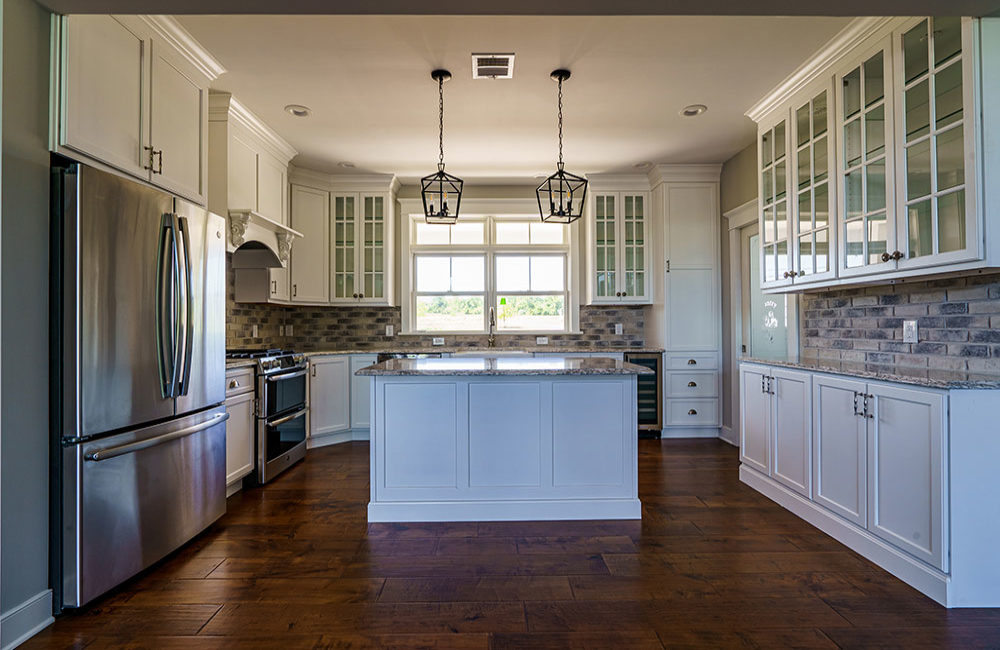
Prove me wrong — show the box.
[357,356,652,522]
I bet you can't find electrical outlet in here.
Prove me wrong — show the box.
[386,324,395,337]
[614,323,623,336]
[903,320,918,343]
[251,324,258,338]
[432,337,445,346]
[287,324,293,336]
[279,325,285,336]
[536,336,549,345]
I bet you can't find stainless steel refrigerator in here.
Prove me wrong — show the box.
[51,161,228,610]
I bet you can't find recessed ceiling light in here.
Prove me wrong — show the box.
[338,161,356,169]
[634,161,653,170]
[284,104,311,118]
[680,104,708,118]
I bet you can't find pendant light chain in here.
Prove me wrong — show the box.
[557,76,564,166]
[438,75,445,167]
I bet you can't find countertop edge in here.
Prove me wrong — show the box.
[741,356,1000,390]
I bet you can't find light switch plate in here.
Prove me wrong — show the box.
[536,336,549,345]
[614,323,623,335]
[432,337,445,346]
[251,324,258,338]
[386,325,395,337]
[903,320,918,343]
[286,324,293,336]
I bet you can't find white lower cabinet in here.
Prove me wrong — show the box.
[224,368,255,488]
[812,375,868,526]
[350,355,377,429]
[309,356,350,436]
[739,365,772,475]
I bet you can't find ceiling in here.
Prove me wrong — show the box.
[178,15,853,183]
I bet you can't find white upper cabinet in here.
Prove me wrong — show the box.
[53,15,221,205]
[750,16,997,292]
[290,184,331,304]
[330,192,394,305]
[586,188,651,304]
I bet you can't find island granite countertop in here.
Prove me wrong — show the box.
[357,355,655,376]
[742,355,1000,390]
[305,346,664,357]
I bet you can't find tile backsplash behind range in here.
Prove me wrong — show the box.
[801,273,1000,371]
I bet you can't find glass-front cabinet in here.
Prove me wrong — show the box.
[587,190,650,304]
[330,191,395,305]
[753,16,989,292]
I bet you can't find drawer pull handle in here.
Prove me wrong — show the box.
[228,379,240,389]
[688,409,698,415]
[687,381,697,387]
[687,359,697,365]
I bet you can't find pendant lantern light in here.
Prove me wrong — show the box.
[536,69,587,224]
[421,69,463,225]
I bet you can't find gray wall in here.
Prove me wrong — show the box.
[1,0,52,618]
[719,141,756,432]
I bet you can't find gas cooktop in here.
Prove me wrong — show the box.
[226,349,306,374]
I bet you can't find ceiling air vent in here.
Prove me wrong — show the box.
[472,53,515,79]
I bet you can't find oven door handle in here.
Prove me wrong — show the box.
[265,368,308,382]
[268,407,308,427]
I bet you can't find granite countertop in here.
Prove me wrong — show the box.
[306,346,665,357]
[742,355,1000,390]
[356,355,655,377]
[225,359,257,370]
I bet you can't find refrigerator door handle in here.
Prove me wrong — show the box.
[176,215,194,396]
[156,215,177,398]
[84,412,229,462]
[169,214,184,397]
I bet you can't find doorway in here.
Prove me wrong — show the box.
[741,224,790,360]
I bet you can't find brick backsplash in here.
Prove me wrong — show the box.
[801,273,1000,371]
[226,256,646,351]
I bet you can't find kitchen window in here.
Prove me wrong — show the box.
[405,213,575,334]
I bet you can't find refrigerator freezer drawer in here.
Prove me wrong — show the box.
[61,406,228,608]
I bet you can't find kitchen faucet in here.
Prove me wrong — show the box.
[488,307,496,348]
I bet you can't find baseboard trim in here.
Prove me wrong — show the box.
[739,465,951,606]
[308,428,370,449]
[660,426,720,439]
[1,590,53,650]
[719,426,738,446]
[368,498,642,523]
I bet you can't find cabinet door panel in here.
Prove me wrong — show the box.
[591,193,618,301]
[257,153,287,225]
[665,269,717,350]
[359,195,388,302]
[290,185,330,303]
[62,16,148,178]
[772,368,812,496]
[269,267,289,302]
[224,391,255,485]
[739,365,771,475]
[666,185,716,267]
[309,357,350,436]
[350,355,378,429]
[620,193,649,302]
[331,194,358,302]
[812,375,867,526]
[868,384,948,570]
[228,133,257,211]
[149,40,205,202]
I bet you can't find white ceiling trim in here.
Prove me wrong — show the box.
[209,92,299,162]
[744,16,898,122]
[647,163,723,186]
[139,15,227,81]
[289,165,400,193]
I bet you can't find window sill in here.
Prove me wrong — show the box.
[400,330,584,337]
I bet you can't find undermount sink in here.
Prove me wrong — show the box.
[451,350,532,357]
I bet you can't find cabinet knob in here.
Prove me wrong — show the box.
[789,270,798,277]
[687,381,697,387]
[353,293,358,298]
[688,409,698,415]
[687,359,697,365]
[359,293,365,299]
[891,250,903,261]
[783,271,790,279]
[228,379,240,389]
[881,252,891,263]
[616,291,621,297]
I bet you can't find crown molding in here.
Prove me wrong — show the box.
[289,165,400,194]
[585,173,652,191]
[646,163,722,187]
[138,15,227,81]
[745,16,898,123]
[209,92,298,163]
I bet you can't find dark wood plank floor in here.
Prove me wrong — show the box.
[25,439,1000,649]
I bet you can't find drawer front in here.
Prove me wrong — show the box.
[225,368,255,398]
[666,371,719,398]
[666,398,719,426]
[666,353,718,370]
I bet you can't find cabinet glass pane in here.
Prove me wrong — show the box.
[906,140,932,200]
[867,160,886,213]
[934,17,962,66]
[763,206,774,244]
[863,51,884,107]
[905,80,930,142]
[908,200,933,258]
[903,20,929,84]
[796,104,810,147]
[843,67,861,118]
[797,146,810,189]
[814,136,828,183]
[774,122,786,160]
[938,190,966,253]
[844,118,862,168]
[775,161,786,200]
[799,233,814,276]
[798,190,811,230]
[776,201,787,242]
[815,229,829,273]
[845,218,864,267]
[935,61,963,129]
[762,168,773,204]
[845,169,863,218]
[776,240,789,279]
[867,212,888,264]
[813,92,827,137]
[937,124,964,192]
[761,131,772,167]
[865,105,885,159]
[763,245,776,282]
[815,183,829,228]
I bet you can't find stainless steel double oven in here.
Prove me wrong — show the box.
[254,352,309,483]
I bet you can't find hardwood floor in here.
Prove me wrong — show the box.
[25,439,1000,649]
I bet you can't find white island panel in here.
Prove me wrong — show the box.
[468,382,542,488]
[553,382,624,488]
[383,382,458,489]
